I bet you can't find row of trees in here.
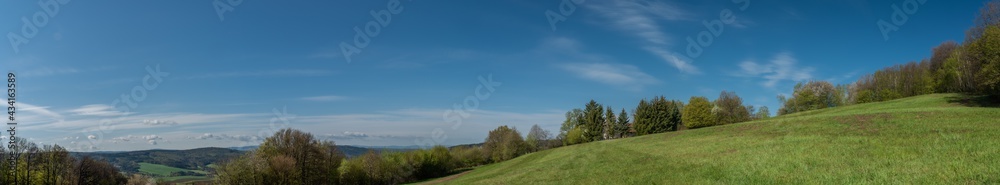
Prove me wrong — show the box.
[558,91,770,146]
[777,81,849,115]
[778,1,1000,115]
[216,129,344,184]
[217,126,542,185]
[686,91,769,129]
[633,97,682,135]
[0,138,150,185]
[854,1,1000,102]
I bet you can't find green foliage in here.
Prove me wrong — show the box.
[780,81,845,115]
[217,129,462,184]
[76,156,129,185]
[216,128,344,185]
[975,26,1000,95]
[614,108,631,138]
[849,2,1000,104]
[138,162,202,177]
[558,108,583,146]
[338,153,369,185]
[604,106,616,139]
[755,106,771,119]
[357,151,394,184]
[581,100,605,142]
[450,146,486,168]
[260,129,344,184]
[79,147,243,174]
[483,125,528,163]
[0,140,126,185]
[682,96,715,129]
[564,127,585,145]
[413,146,454,179]
[714,91,750,125]
[936,50,964,93]
[633,96,683,135]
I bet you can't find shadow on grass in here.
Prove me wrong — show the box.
[945,94,1000,108]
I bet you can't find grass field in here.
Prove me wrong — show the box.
[433,94,1000,184]
[138,162,212,183]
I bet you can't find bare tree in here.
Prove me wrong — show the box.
[967,0,1000,42]
[526,124,551,151]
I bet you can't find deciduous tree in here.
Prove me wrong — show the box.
[683,96,715,129]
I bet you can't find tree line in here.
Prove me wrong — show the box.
[778,1,1000,115]
[557,91,770,147]
[0,137,158,185]
[216,126,542,185]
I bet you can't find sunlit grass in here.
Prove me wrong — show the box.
[438,93,1000,184]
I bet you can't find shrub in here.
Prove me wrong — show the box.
[339,155,369,185]
[414,146,453,179]
[450,146,486,168]
[564,127,585,145]
[683,96,715,129]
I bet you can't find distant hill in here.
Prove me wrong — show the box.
[229,145,417,158]
[73,147,243,173]
[449,143,483,149]
[74,145,427,174]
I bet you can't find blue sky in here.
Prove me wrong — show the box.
[0,0,987,151]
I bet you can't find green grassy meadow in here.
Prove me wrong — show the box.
[435,94,1000,184]
[138,162,213,183]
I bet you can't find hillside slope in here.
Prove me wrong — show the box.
[439,94,1000,184]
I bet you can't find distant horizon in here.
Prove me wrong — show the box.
[67,142,486,153]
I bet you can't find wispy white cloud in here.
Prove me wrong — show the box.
[29,101,565,151]
[319,131,419,141]
[70,104,131,117]
[587,0,688,44]
[737,52,814,87]
[111,134,164,145]
[587,0,700,74]
[20,102,64,122]
[534,37,660,91]
[142,119,178,126]
[644,47,700,74]
[190,133,260,142]
[557,63,658,91]
[300,95,349,102]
